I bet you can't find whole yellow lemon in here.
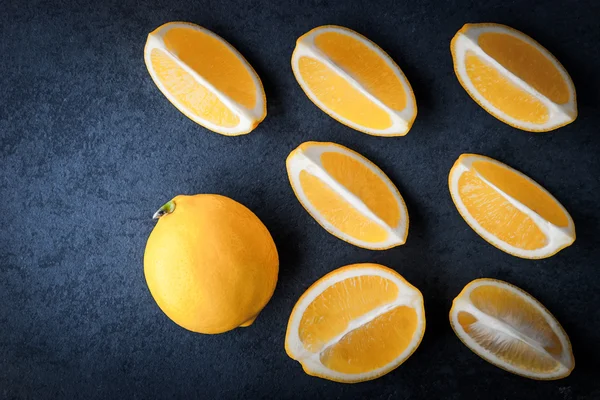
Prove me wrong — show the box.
[144,194,279,334]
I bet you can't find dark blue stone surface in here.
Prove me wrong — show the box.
[1,0,599,398]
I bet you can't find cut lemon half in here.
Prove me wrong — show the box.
[291,25,417,136]
[451,23,576,132]
[285,263,425,383]
[287,141,409,250]
[450,278,574,380]
[144,22,266,135]
[448,154,575,259]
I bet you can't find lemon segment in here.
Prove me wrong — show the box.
[451,23,576,132]
[144,22,266,135]
[286,264,425,383]
[448,154,575,259]
[292,25,417,136]
[450,279,574,379]
[287,142,409,250]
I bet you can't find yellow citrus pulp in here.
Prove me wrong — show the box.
[287,141,409,250]
[292,25,417,136]
[450,278,574,379]
[451,23,576,132]
[144,22,266,135]
[285,264,425,383]
[448,154,575,259]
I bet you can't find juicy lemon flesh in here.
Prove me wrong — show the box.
[299,275,398,352]
[150,49,240,127]
[471,160,569,227]
[456,285,564,373]
[314,31,407,110]
[465,51,549,124]
[457,168,547,250]
[320,305,417,374]
[299,170,389,243]
[320,151,400,228]
[298,56,393,130]
[478,32,569,104]
[162,27,257,109]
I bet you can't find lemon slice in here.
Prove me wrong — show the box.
[291,25,417,136]
[451,23,576,132]
[285,263,425,383]
[450,278,574,380]
[144,22,266,135]
[448,154,575,259]
[286,141,409,250]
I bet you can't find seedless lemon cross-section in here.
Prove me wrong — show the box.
[285,264,425,383]
[287,142,409,250]
[144,22,266,135]
[292,25,417,136]
[450,279,574,380]
[451,23,577,132]
[448,154,575,259]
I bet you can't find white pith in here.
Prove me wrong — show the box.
[144,22,265,135]
[450,279,574,379]
[287,142,409,249]
[286,266,425,382]
[452,24,576,131]
[291,26,417,136]
[449,154,575,259]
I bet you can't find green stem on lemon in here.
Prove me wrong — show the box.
[152,200,175,220]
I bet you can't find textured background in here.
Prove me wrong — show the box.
[1,0,600,398]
